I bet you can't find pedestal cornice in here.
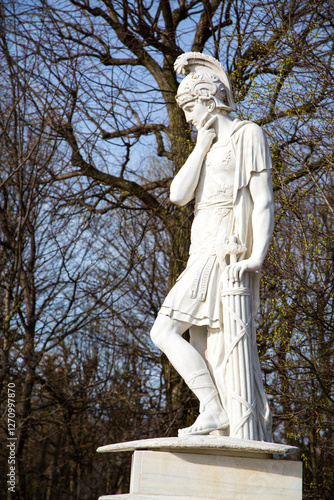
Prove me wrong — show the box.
[97,435,299,459]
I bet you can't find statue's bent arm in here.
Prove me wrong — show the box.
[170,114,216,206]
[169,146,205,206]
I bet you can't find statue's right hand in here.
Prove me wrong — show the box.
[196,114,216,153]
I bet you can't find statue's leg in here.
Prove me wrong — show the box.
[189,325,208,413]
[150,314,229,435]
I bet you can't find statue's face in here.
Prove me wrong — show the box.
[182,99,212,130]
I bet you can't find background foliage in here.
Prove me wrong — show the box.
[0,0,333,498]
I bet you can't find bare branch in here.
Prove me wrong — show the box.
[101,123,167,140]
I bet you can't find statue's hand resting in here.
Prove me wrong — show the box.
[196,113,216,153]
[224,257,262,282]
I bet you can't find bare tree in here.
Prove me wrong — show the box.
[0,11,164,497]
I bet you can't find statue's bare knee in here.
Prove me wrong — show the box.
[150,314,171,350]
[150,314,190,351]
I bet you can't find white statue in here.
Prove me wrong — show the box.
[150,52,274,441]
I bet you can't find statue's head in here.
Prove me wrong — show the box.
[174,52,237,113]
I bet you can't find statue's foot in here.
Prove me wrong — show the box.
[178,408,229,436]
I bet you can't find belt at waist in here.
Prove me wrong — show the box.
[195,200,233,212]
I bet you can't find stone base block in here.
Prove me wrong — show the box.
[97,436,302,500]
[130,450,301,500]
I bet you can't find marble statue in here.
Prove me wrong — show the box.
[150,52,274,441]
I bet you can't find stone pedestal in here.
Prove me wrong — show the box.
[97,436,302,500]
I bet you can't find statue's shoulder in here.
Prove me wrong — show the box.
[231,119,266,141]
